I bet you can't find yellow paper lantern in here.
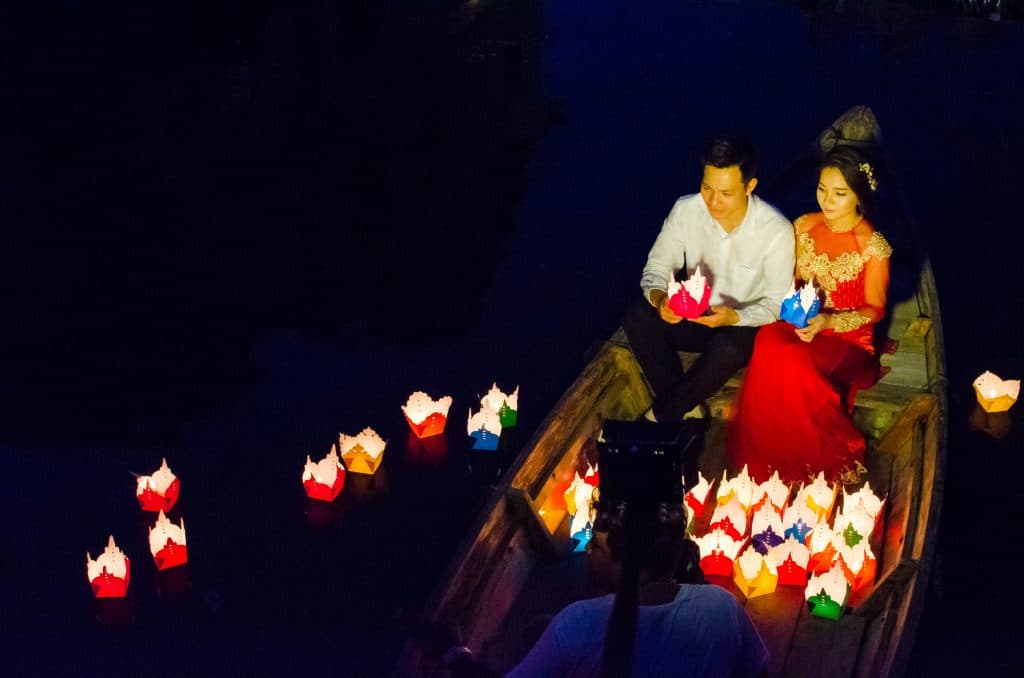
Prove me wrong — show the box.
[717,465,757,512]
[338,428,386,475]
[973,371,1020,413]
[733,548,779,599]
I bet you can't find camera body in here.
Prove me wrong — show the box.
[596,420,702,505]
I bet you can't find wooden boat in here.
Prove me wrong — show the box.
[397,107,946,677]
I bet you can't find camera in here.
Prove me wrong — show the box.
[596,420,703,505]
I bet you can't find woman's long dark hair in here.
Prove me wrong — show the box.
[595,499,691,677]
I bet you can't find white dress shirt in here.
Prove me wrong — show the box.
[640,193,795,327]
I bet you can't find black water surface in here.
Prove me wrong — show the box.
[2,1,1023,675]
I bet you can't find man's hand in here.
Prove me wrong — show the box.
[650,289,683,324]
[690,305,739,328]
[795,313,830,342]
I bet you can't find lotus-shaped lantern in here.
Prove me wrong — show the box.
[834,502,876,548]
[752,470,790,516]
[750,504,785,555]
[834,542,877,591]
[467,407,502,450]
[149,510,188,571]
[694,528,746,578]
[733,549,779,599]
[402,391,453,438]
[338,428,386,475]
[302,445,346,502]
[780,278,821,329]
[684,471,715,518]
[842,482,883,522]
[768,537,811,587]
[805,563,850,620]
[806,523,842,575]
[799,473,837,521]
[782,502,818,543]
[717,465,757,512]
[667,265,711,319]
[86,536,130,598]
[973,371,1019,413]
[564,471,598,552]
[136,458,180,513]
[481,383,519,428]
[709,497,748,542]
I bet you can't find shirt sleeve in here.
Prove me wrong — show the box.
[734,223,796,327]
[830,230,891,332]
[640,201,688,305]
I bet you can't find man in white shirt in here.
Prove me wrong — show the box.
[623,135,795,423]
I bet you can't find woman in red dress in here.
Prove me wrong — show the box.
[727,147,892,484]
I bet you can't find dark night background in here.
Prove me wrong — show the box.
[1,1,1022,675]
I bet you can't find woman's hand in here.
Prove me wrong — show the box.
[795,313,831,342]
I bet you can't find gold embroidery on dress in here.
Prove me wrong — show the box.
[797,228,892,310]
[830,311,871,333]
[864,231,893,260]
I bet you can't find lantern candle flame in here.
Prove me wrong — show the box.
[86,535,130,598]
[402,391,453,438]
[149,510,188,571]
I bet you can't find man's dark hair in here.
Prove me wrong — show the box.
[701,134,759,183]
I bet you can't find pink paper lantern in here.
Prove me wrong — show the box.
[667,265,711,319]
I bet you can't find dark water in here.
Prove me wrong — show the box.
[2,1,1023,675]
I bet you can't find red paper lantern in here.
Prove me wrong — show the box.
[136,458,180,513]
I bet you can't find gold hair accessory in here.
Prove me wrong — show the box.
[858,162,878,192]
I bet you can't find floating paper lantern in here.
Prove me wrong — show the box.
[302,445,346,502]
[733,549,778,599]
[402,391,453,438]
[805,563,850,620]
[148,510,188,571]
[768,537,811,587]
[694,528,746,578]
[806,523,841,575]
[834,502,875,547]
[709,497,748,542]
[780,279,821,329]
[717,465,757,512]
[973,371,1020,413]
[685,471,715,518]
[338,428,386,475]
[481,383,519,428]
[750,504,785,555]
[467,407,502,451]
[136,458,180,513]
[782,502,818,543]
[752,470,790,516]
[835,542,877,591]
[86,536,130,598]
[667,265,711,319]
[800,473,837,521]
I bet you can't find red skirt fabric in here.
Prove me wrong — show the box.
[726,321,879,484]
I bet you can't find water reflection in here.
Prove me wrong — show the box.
[405,431,450,467]
[967,403,1014,440]
[156,564,193,603]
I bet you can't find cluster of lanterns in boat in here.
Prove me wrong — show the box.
[301,384,519,503]
[86,459,188,598]
[688,466,884,620]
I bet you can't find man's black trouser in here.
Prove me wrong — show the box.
[621,296,759,423]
